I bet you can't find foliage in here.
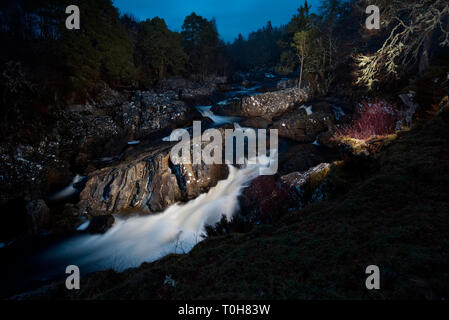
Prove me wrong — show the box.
[0,0,137,99]
[277,0,346,94]
[203,215,253,238]
[353,0,449,89]
[292,30,311,88]
[227,21,284,71]
[335,100,397,139]
[58,0,137,91]
[135,17,187,87]
[181,13,221,78]
[276,0,312,75]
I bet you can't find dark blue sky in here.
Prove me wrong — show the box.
[112,0,321,42]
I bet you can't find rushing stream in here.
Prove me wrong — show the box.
[39,158,271,276]
[0,82,278,295]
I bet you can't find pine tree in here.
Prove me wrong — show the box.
[181,13,219,79]
[136,17,187,86]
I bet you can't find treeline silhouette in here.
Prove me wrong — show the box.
[0,0,228,108]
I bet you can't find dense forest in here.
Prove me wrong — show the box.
[2,0,448,109]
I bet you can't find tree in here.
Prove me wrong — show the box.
[227,22,284,72]
[277,0,312,75]
[292,31,311,88]
[136,17,187,86]
[58,0,137,90]
[181,13,220,78]
[0,0,137,102]
[354,0,449,89]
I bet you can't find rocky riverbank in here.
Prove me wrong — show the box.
[0,77,228,240]
[15,90,449,300]
[1,71,350,298]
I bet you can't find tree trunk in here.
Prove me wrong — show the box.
[298,56,304,89]
[419,31,433,74]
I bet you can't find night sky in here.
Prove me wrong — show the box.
[112,0,321,42]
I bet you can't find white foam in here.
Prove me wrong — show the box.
[196,106,240,125]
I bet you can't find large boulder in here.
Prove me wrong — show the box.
[212,88,308,120]
[271,102,335,143]
[240,88,308,120]
[279,163,331,209]
[123,91,189,138]
[25,199,50,234]
[78,139,228,215]
[87,215,115,234]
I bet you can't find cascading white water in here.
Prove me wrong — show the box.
[35,95,276,279]
[41,157,272,275]
[196,105,240,125]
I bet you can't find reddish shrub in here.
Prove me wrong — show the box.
[336,100,397,139]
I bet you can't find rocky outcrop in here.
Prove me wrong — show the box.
[0,142,73,205]
[157,76,228,104]
[240,162,332,223]
[123,91,189,138]
[279,163,331,209]
[240,88,308,120]
[87,215,115,234]
[78,141,228,215]
[271,102,335,143]
[212,88,308,120]
[0,87,193,207]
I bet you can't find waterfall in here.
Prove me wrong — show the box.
[195,106,240,125]
[39,156,272,276]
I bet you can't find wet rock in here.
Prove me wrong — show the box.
[124,91,189,138]
[279,163,331,209]
[212,88,308,120]
[79,141,228,215]
[271,102,335,143]
[240,88,308,120]
[25,199,50,234]
[211,98,243,117]
[87,215,115,234]
[239,117,272,129]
